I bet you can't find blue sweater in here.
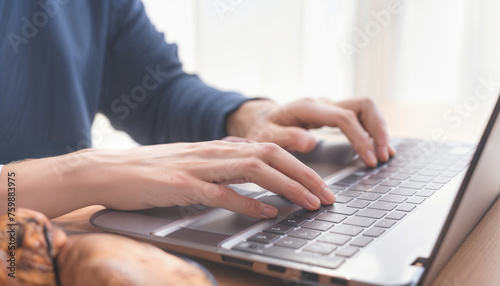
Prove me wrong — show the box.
[0,0,249,164]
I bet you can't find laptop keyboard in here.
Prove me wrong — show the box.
[232,139,474,270]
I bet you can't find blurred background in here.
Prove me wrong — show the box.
[92,0,500,148]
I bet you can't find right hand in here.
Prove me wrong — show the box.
[91,141,335,218]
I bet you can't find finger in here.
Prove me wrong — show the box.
[196,183,279,219]
[336,98,394,162]
[283,101,379,167]
[253,124,317,153]
[252,143,335,205]
[221,136,257,144]
[222,143,335,208]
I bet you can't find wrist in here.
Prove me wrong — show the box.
[226,98,278,138]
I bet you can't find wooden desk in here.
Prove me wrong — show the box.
[52,102,500,286]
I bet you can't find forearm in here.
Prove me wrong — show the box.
[0,150,106,218]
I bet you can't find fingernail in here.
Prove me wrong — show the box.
[381,146,389,161]
[306,193,321,208]
[261,206,278,219]
[365,150,377,165]
[389,144,397,156]
[322,187,336,204]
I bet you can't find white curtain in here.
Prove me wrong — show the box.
[142,0,500,104]
[92,0,500,148]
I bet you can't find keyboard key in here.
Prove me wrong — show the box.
[363,227,386,237]
[288,229,321,240]
[399,167,422,174]
[330,225,363,236]
[434,177,451,184]
[419,169,442,177]
[390,188,416,196]
[416,190,435,197]
[334,195,353,204]
[275,237,308,249]
[248,232,280,244]
[264,224,294,235]
[427,165,449,171]
[425,183,444,190]
[359,179,381,185]
[357,192,382,201]
[380,194,407,204]
[385,211,406,220]
[396,204,416,212]
[344,216,376,227]
[375,219,397,228]
[316,212,347,223]
[317,233,351,245]
[406,196,426,204]
[380,180,402,187]
[329,184,347,191]
[369,173,390,180]
[368,201,397,211]
[235,243,345,270]
[233,241,266,254]
[322,205,358,215]
[410,175,434,183]
[333,181,353,187]
[390,173,411,180]
[302,220,334,231]
[399,182,426,189]
[303,243,337,255]
[295,209,324,219]
[347,199,370,209]
[280,216,307,226]
[341,190,363,197]
[336,246,359,257]
[368,186,391,194]
[350,236,373,247]
[441,172,459,178]
[356,209,387,219]
[349,185,373,192]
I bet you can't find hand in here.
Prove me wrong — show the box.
[227,97,396,167]
[90,141,334,218]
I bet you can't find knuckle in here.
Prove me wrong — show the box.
[244,199,262,216]
[286,179,304,196]
[243,157,262,171]
[260,142,281,155]
[360,97,375,108]
[212,186,230,204]
[338,110,357,125]
[168,172,191,189]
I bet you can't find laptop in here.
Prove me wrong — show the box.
[90,94,500,286]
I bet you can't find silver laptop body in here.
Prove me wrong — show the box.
[90,95,500,286]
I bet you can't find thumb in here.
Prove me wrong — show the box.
[256,125,317,153]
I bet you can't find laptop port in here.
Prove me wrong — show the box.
[222,256,253,267]
[301,271,318,282]
[267,264,286,273]
[331,277,348,285]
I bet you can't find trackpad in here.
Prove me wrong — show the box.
[183,195,297,236]
[184,209,262,236]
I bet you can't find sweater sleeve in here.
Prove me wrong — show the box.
[98,0,250,144]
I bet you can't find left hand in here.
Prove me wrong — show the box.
[227,97,396,167]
